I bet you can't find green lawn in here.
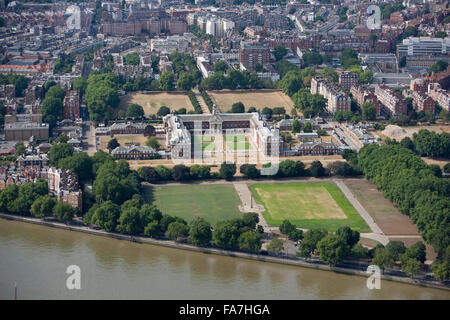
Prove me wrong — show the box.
[250,182,370,232]
[192,135,216,151]
[143,184,243,225]
[225,135,250,150]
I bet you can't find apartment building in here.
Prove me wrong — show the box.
[374,85,407,117]
[339,71,358,90]
[63,90,80,121]
[428,83,450,111]
[239,41,271,70]
[311,76,351,114]
[350,85,381,116]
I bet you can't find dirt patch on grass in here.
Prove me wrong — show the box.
[119,92,194,115]
[99,135,149,151]
[343,179,420,236]
[208,89,295,114]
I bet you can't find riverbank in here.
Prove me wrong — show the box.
[1,213,448,292]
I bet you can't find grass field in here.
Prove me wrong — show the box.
[143,184,243,225]
[208,90,295,114]
[250,182,370,232]
[119,92,194,115]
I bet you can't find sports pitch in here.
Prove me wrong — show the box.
[143,184,243,225]
[250,182,370,232]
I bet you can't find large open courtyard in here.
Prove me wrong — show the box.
[192,134,252,151]
[143,184,243,225]
[119,92,194,115]
[250,182,370,232]
[208,89,296,114]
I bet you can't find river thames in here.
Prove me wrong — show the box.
[0,219,448,300]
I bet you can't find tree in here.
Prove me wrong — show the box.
[279,160,306,177]
[242,212,259,230]
[351,244,370,259]
[159,71,175,91]
[116,207,142,235]
[402,258,423,277]
[212,220,240,249]
[385,241,406,261]
[73,77,88,96]
[188,217,212,246]
[289,229,303,242]
[177,72,195,91]
[261,107,273,119]
[303,121,312,133]
[371,248,394,271]
[309,160,325,177]
[53,201,76,222]
[435,31,448,39]
[238,231,261,252]
[155,165,172,181]
[49,143,74,165]
[107,138,120,151]
[292,89,326,117]
[401,242,426,263]
[429,60,448,74]
[240,164,259,179]
[212,60,228,73]
[320,67,339,83]
[273,45,288,61]
[31,195,57,218]
[126,104,144,119]
[157,106,170,117]
[340,48,359,69]
[144,221,161,237]
[279,220,296,235]
[219,162,236,180]
[14,142,26,156]
[400,137,414,150]
[431,261,450,281]
[267,238,284,255]
[317,234,350,265]
[166,221,189,241]
[190,165,211,180]
[278,70,302,96]
[303,51,323,67]
[231,102,245,113]
[291,119,301,133]
[298,229,328,258]
[90,200,120,232]
[124,52,140,65]
[171,164,190,181]
[146,137,160,150]
[335,226,360,248]
[361,102,377,121]
[58,152,93,183]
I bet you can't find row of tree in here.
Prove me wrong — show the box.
[0,180,78,222]
[357,144,449,260]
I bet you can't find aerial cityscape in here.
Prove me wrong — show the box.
[0,0,449,303]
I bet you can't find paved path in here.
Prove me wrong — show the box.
[232,183,278,232]
[192,89,210,114]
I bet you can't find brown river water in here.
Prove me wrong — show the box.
[0,219,448,300]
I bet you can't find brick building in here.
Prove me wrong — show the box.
[374,85,407,117]
[63,90,80,120]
